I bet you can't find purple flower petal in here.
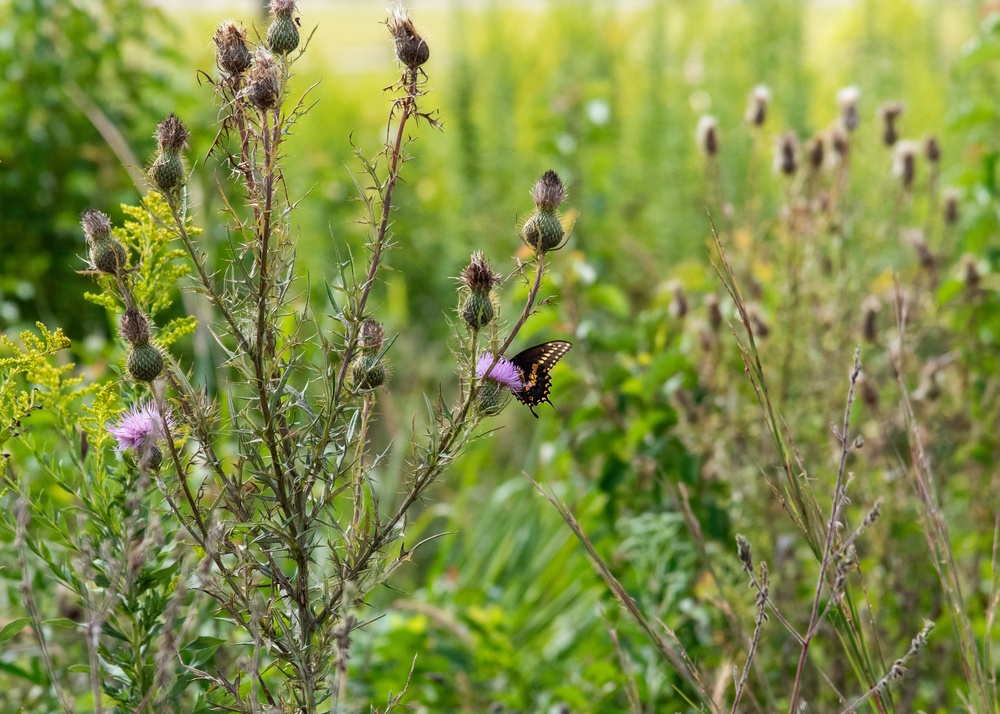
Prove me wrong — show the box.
[476,353,523,391]
[107,400,172,453]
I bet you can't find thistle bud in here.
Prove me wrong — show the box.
[696,115,719,156]
[745,84,770,127]
[351,354,386,390]
[943,188,959,226]
[149,115,190,192]
[81,210,127,275]
[120,307,151,346]
[358,318,384,354]
[245,49,280,111]
[774,132,799,176]
[837,86,860,132]
[861,296,880,343]
[266,0,300,55]
[879,102,904,147]
[925,136,941,165]
[387,5,429,71]
[214,21,252,77]
[892,140,918,189]
[127,343,164,382]
[522,171,568,255]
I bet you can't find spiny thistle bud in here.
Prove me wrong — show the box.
[806,136,825,172]
[358,317,384,354]
[892,140,918,189]
[82,210,127,275]
[459,252,501,329]
[351,354,386,390]
[962,254,981,293]
[705,293,723,332]
[745,84,770,127]
[837,85,860,132]
[149,114,190,192]
[387,4,429,71]
[925,135,941,165]
[943,188,960,225]
[119,307,151,346]
[774,132,799,176]
[879,102,904,147]
[476,379,506,415]
[127,343,164,382]
[861,296,880,343]
[696,115,719,156]
[668,281,688,319]
[214,21,252,76]
[266,0,300,55]
[522,171,568,254]
[245,49,280,111]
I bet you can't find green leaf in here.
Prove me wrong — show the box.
[0,617,32,643]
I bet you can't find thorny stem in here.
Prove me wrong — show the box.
[788,349,862,714]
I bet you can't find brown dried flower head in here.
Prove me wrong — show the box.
[359,318,385,353]
[861,296,880,343]
[245,49,280,110]
[81,210,113,243]
[270,0,296,16]
[388,4,429,70]
[214,21,252,76]
[745,84,770,127]
[774,132,799,176]
[837,85,860,131]
[892,140,918,189]
[925,135,941,164]
[806,136,825,172]
[943,188,960,225]
[879,102,904,146]
[155,114,190,152]
[460,252,501,294]
[119,307,151,346]
[705,293,723,332]
[532,170,567,211]
[696,115,719,156]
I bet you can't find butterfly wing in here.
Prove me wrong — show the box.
[509,341,572,417]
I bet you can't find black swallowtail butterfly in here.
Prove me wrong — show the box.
[509,340,572,417]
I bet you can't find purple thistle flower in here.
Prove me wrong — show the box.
[476,353,523,391]
[107,401,172,453]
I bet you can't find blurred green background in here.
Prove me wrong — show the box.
[3,0,1000,711]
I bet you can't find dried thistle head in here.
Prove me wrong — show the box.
[387,4,429,71]
[245,49,280,110]
[904,228,935,272]
[668,281,688,319]
[837,85,860,131]
[774,132,799,176]
[358,318,385,353]
[943,188,960,225]
[119,307,151,346]
[830,127,850,161]
[705,293,723,332]
[806,135,825,172]
[961,254,981,293]
[155,114,190,152]
[81,209,112,243]
[532,170,566,211]
[892,140,918,189]
[925,135,941,164]
[745,84,770,127]
[214,21,252,76]
[460,252,501,294]
[879,101,904,146]
[696,115,719,156]
[861,296,880,343]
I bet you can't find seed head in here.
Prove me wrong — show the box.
[745,84,770,127]
[214,21,252,76]
[892,140,918,189]
[861,296,880,343]
[925,135,941,164]
[943,188,960,225]
[388,4,429,70]
[81,210,113,243]
[879,102,904,147]
[155,114,190,152]
[696,115,719,156]
[774,132,799,176]
[532,170,567,211]
[119,307,151,346]
[837,85,861,131]
[245,49,280,111]
[830,128,850,161]
[806,136,825,172]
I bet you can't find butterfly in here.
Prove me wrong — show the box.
[509,341,573,417]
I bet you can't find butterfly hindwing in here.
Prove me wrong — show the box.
[510,340,572,417]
